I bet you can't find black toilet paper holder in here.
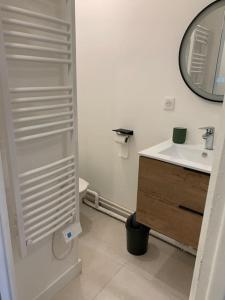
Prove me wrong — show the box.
[112,128,134,136]
[112,129,134,143]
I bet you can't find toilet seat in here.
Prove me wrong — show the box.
[79,178,89,194]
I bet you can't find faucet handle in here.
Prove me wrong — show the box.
[199,126,215,134]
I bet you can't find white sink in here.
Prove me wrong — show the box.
[139,140,213,174]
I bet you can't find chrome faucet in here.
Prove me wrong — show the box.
[199,127,215,150]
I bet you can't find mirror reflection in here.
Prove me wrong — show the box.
[179,1,225,102]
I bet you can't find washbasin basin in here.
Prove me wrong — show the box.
[139,140,214,174]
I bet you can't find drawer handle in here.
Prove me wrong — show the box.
[179,205,203,216]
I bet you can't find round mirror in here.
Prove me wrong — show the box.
[179,0,225,102]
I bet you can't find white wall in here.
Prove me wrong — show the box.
[76,0,222,211]
[0,1,80,300]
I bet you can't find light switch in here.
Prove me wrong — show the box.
[163,97,175,111]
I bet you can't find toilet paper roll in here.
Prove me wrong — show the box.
[119,144,129,159]
[114,135,129,144]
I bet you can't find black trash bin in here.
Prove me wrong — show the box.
[126,213,150,256]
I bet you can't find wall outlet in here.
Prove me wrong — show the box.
[163,97,175,111]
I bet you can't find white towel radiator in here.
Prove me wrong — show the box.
[187,25,210,86]
[0,1,79,257]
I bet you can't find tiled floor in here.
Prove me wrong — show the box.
[51,203,195,300]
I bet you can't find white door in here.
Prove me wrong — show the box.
[190,83,225,299]
[0,223,13,300]
[0,154,16,300]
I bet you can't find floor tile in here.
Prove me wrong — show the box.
[51,203,195,300]
[52,226,123,300]
[125,238,177,278]
[154,250,195,297]
[50,277,87,300]
[51,250,122,300]
[80,203,181,276]
[95,266,185,300]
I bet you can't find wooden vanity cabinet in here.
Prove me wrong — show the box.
[136,156,210,249]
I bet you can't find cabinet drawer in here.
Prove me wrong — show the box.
[138,157,209,214]
[136,192,202,248]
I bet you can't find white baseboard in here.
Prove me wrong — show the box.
[34,259,82,300]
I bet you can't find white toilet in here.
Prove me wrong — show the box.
[79,178,89,201]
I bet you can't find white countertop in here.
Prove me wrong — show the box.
[139,140,213,174]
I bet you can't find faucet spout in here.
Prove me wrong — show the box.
[199,127,215,150]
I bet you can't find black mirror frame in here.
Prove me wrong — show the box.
[179,0,225,103]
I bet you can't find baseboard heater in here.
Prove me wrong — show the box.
[83,189,196,256]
